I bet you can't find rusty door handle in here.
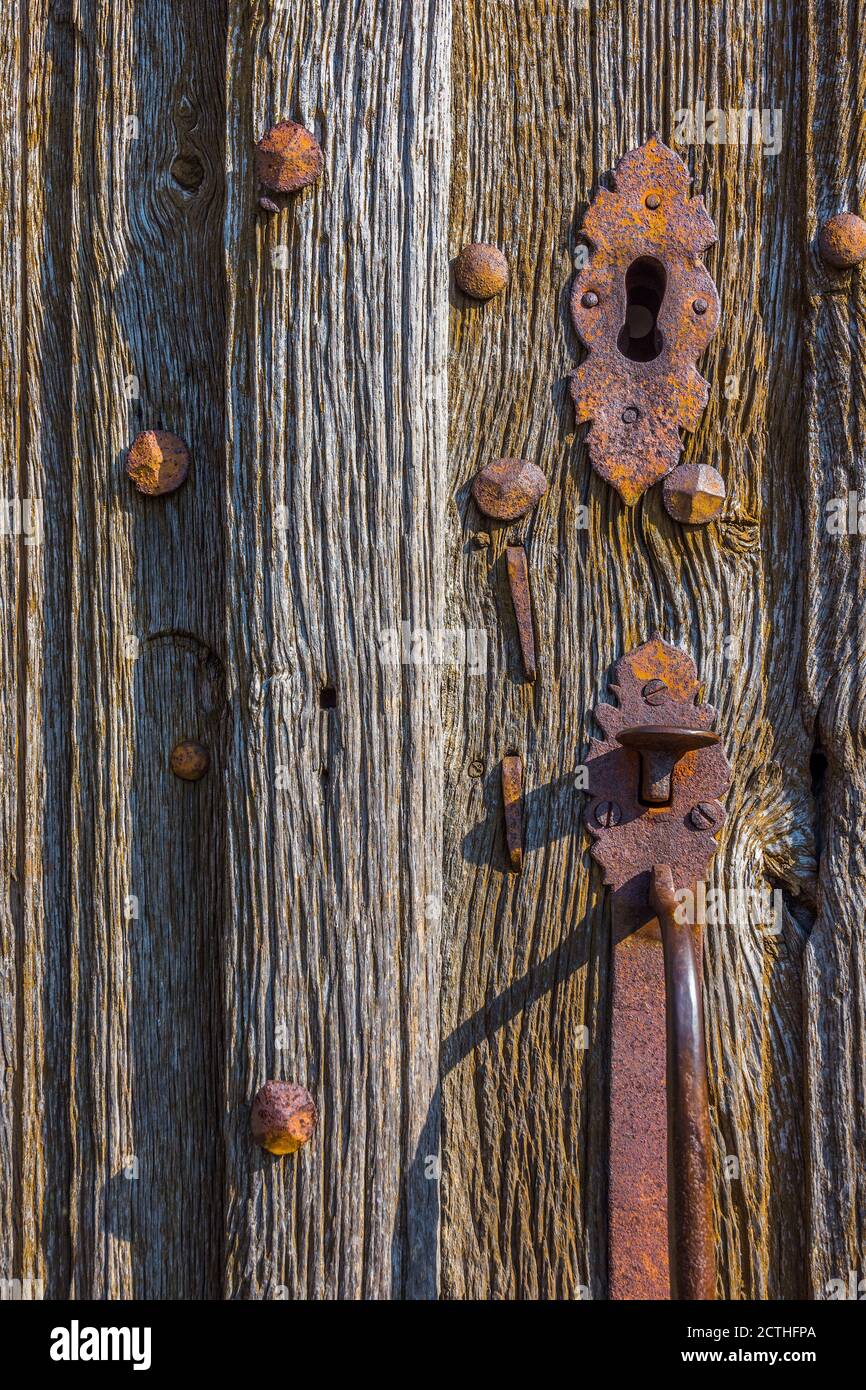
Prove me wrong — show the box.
[651,863,715,1300]
[585,638,731,1300]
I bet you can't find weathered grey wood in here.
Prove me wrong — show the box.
[220,0,449,1298]
[1,0,863,1304]
[443,0,814,1299]
[802,0,866,1301]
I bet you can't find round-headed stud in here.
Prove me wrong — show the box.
[817,213,866,269]
[255,120,323,194]
[621,407,639,424]
[692,297,709,315]
[169,740,210,782]
[454,243,509,300]
[126,430,190,497]
[470,458,547,522]
[662,463,725,525]
[581,290,599,308]
[645,193,661,210]
[251,1081,318,1156]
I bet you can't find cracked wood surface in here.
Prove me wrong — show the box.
[0,0,862,1300]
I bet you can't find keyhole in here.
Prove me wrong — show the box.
[617,256,666,361]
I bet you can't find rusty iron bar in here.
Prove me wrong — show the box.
[505,545,536,682]
[651,865,715,1300]
[501,755,524,872]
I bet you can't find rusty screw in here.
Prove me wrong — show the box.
[642,679,667,706]
[169,740,210,782]
[258,195,280,214]
[692,297,708,315]
[454,243,509,300]
[645,193,661,209]
[251,1081,318,1156]
[663,462,725,525]
[594,800,621,828]
[817,212,866,269]
[126,430,190,497]
[621,407,639,424]
[689,802,718,830]
[255,120,323,194]
[582,290,599,308]
[471,458,547,522]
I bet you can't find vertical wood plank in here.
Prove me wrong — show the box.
[222,0,450,1298]
[802,0,866,1300]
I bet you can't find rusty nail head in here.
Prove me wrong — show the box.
[127,430,190,496]
[645,193,661,209]
[255,120,323,194]
[692,297,708,315]
[818,212,866,269]
[621,407,639,424]
[454,243,509,299]
[582,290,599,307]
[595,800,622,828]
[501,755,524,872]
[471,458,547,522]
[251,1081,318,1155]
[663,462,725,525]
[642,678,667,706]
[169,740,210,782]
[689,802,718,830]
[258,195,280,213]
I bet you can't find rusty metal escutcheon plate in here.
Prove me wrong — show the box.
[570,136,720,506]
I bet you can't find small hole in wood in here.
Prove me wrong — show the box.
[320,685,337,710]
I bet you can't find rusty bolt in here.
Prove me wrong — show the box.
[645,193,660,209]
[169,740,210,782]
[126,430,190,497]
[454,242,509,300]
[689,802,718,830]
[662,462,725,525]
[582,290,599,308]
[258,195,280,214]
[692,297,709,315]
[594,800,621,828]
[642,679,667,706]
[251,1081,318,1156]
[471,458,547,521]
[255,120,323,194]
[818,212,866,269]
[621,407,639,424]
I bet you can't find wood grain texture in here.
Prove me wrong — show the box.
[1,0,863,1303]
[443,0,814,1300]
[220,0,449,1299]
[802,0,866,1301]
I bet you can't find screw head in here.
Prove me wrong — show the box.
[471,458,548,521]
[689,802,718,830]
[255,120,323,193]
[581,290,599,308]
[169,740,210,782]
[818,212,866,269]
[454,243,509,300]
[641,679,667,706]
[126,430,190,496]
[251,1081,318,1156]
[645,193,661,209]
[662,462,725,525]
[621,407,639,424]
[594,800,622,828]
[692,297,709,315]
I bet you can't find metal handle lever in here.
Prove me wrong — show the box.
[651,864,715,1300]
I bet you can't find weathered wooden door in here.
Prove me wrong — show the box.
[1,0,864,1302]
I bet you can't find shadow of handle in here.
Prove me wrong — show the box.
[651,864,715,1301]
